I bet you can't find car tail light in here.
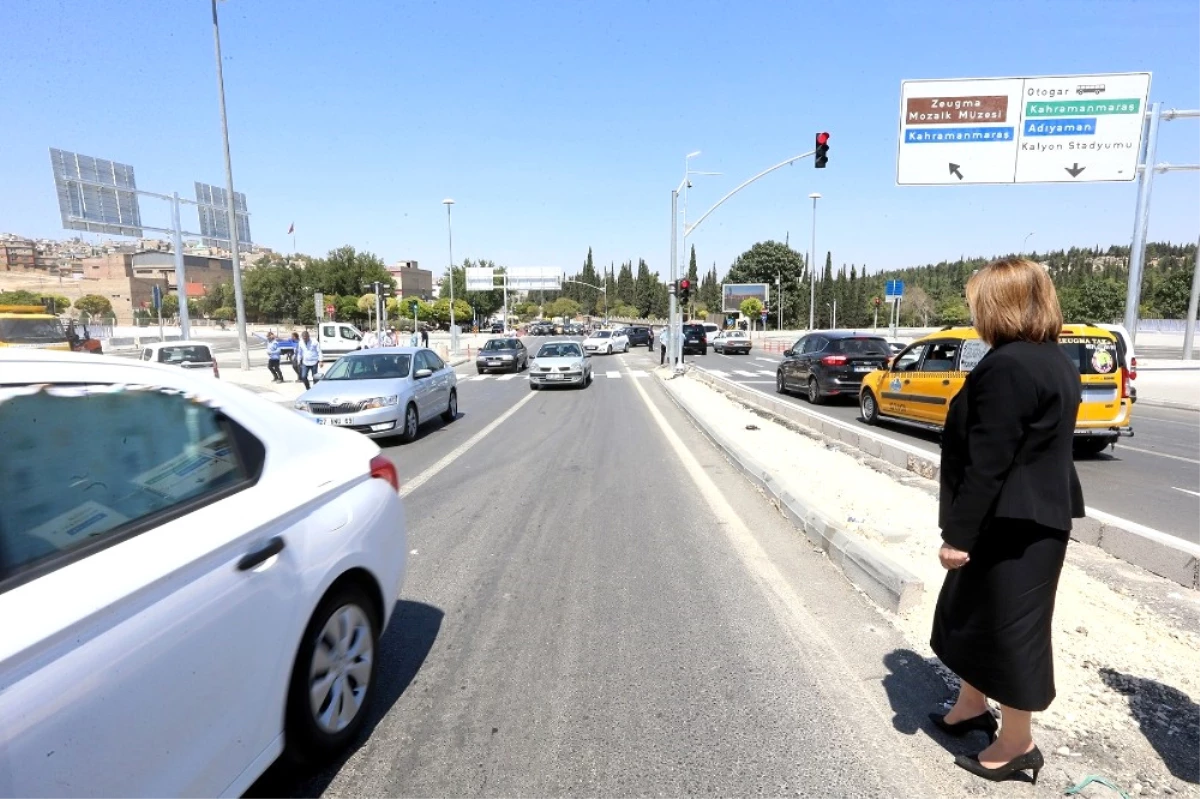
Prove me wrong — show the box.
[1121,370,1131,399]
[821,355,848,366]
[213,362,220,378]
[370,454,400,492]
[1129,356,1137,379]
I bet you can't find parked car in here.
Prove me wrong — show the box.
[777,332,891,404]
[702,323,721,341]
[475,337,528,373]
[583,329,629,354]
[0,349,406,798]
[712,329,751,354]
[529,341,592,390]
[682,323,708,355]
[315,321,365,361]
[294,347,458,443]
[490,322,504,334]
[139,340,220,379]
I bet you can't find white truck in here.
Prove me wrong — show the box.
[316,321,365,361]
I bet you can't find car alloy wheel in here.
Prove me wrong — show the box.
[807,377,824,405]
[606,345,612,354]
[442,390,458,423]
[400,404,419,442]
[285,585,379,762]
[776,371,786,394]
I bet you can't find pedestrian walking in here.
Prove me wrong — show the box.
[297,330,322,390]
[929,257,1084,786]
[362,328,379,349]
[289,332,303,381]
[420,327,429,347]
[265,331,284,383]
[379,327,395,348]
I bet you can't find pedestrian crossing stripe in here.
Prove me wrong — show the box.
[733,370,757,377]
[757,370,775,376]
[497,374,518,381]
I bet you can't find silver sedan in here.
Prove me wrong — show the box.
[293,347,458,442]
[529,341,592,390]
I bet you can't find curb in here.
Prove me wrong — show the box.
[654,373,925,615]
[687,367,1200,590]
[1135,397,1200,412]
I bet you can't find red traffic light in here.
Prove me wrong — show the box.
[680,279,690,289]
[816,132,830,145]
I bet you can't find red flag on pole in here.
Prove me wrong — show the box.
[287,222,294,234]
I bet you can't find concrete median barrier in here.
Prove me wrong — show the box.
[686,367,1199,590]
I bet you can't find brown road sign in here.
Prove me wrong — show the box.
[906,95,1009,125]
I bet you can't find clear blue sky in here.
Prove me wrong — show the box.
[2,0,1197,280]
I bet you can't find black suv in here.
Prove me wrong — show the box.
[625,326,651,347]
[776,331,890,404]
[682,323,708,355]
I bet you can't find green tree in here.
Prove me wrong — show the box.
[212,306,235,322]
[1058,277,1126,323]
[725,241,806,327]
[0,289,42,305]
[160,293,180,318]
[610,302,639,319]
[634,259,655,317]
[616,261,635,307]
[936,296,971,325]
[74,295,113,316]
[1151,269,1198,319]
[431,297,473,325]
[740,297,764,320]
[687,245,699,287]
[41,294,72,314]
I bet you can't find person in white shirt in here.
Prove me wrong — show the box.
[378,328,395,348]
[362,329,379,349]
[297,330,321,389]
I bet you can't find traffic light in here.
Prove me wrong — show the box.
[815,131,830,168]
[678,278,691,304]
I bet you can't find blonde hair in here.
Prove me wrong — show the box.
[966,257,1063,346]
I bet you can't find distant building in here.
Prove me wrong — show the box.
[387,260,434,300]
[0,239,35,271]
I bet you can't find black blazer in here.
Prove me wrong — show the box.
[939,340,1086,551]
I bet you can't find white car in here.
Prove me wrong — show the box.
[529,340,592,390]
[139,340,220,378]
[583,329,629,354]
[712,329,752,354]
[0,350,407,798]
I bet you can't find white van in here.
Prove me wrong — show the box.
[316,321,364,361]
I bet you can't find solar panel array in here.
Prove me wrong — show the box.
[50,148,144,237]
[194,182,252,250]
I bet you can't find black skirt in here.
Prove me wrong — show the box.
[930,518,1069,712]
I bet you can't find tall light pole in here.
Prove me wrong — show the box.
[807,192,822,331]
[211,0,249,370]
[442,198,457,353]
[1022,232,1035,253]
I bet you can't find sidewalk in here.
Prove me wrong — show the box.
[656,369,1200,795]
[1136,359,1200,411]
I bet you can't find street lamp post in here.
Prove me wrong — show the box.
[210,0,249,370]
[442,198,457,354]
[808,192,822,331]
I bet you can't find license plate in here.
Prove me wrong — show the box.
[488,360,501,366]
[547,374,563,380]
[854,365,875,372]
[316,417,355,426]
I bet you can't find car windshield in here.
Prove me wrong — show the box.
[157,345,213,364]
[538,343,582,358]
[831,338,890,356]
[324,353,412,380]
[0,317,67,344]
[593,331,612,338]
[483,339,518,351]
[727,331,747,338]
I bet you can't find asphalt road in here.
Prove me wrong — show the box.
[674,348,1200,540]
[248,347,992,798]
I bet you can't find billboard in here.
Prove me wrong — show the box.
[465,267,495,291]
[50,148,144,237]
[194,182,252,250]
[506,267,561,291]
[722,283,770,313]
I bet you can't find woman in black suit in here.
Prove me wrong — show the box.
[929,257,1085,784]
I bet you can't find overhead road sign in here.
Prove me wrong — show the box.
[897,72,1151,185]
[50,148,144,237]
[885,279,905,300]
[465,267,494,291]
[506,267,561,292]
[195,182,252,250]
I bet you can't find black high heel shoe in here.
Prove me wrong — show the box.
[954,746,1043,784]
[929,710,998,739]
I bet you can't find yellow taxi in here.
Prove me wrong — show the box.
[858,324,1133,457]
[0,305,72,352]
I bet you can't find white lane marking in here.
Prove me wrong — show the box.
[400,391,537,498]
[467,375,489,381]
[707,369,730,377]
[733,370,758,377]
[1137,415,1200,428]
[757,370,775,376]
[496,374,518,381]
[741,380,776,384]
[626,370,911,757]
[1172,487,1200,497]
[1117,444,1200,465]
[606,370,621,379]
[756,357,777,363]
[630,371,649,378]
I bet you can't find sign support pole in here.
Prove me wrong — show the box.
[170,192,191,340]
[1122,102,1163,344]
[1184,234,1200,361]
[669,189,680,370]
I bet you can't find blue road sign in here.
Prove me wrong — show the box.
[885,279,905,298]
[152,284,162,311]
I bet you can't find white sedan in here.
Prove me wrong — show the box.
[0,350,407,798]
[582,329,629,354]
